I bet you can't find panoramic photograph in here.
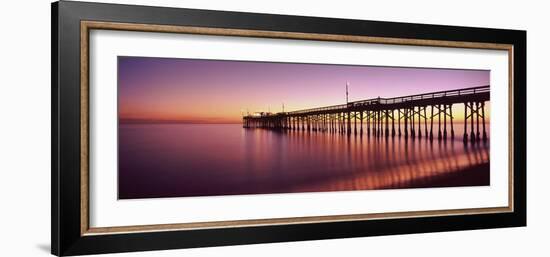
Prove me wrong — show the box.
[117,56,490,199]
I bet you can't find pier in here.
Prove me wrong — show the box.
[243,85,489,143]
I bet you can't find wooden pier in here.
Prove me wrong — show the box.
[243,85,489,143]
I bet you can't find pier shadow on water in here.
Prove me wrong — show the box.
[118,123,489,199]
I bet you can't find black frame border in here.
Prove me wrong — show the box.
[52,1,526,256]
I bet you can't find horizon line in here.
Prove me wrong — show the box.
[119,118,242,125]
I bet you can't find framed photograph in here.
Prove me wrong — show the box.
[52,1,526,256]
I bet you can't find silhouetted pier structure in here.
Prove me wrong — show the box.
[243,85,489,143]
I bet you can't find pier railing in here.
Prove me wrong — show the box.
[284,85,489,116]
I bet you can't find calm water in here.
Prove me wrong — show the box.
[119,123,489,199]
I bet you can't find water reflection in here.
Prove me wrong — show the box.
[118,124,489,199]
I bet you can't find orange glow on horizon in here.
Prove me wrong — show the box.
[119,102,490,124]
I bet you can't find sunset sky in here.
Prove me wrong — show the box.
[118,56,490,123]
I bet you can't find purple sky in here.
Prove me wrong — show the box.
[118,56,489,123]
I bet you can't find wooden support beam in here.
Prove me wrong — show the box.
[463,103,468,143]
[391,109,395,137]
[430,105,434,141]
[443,104,448,140]
[360,111,363,135]
[438,104,442,141]
[476,102,481,142]
[482,102,487,142]
[404,108,408,138]
[417,107,422,139]
[347,111,351,134]
[385,110,389,137]
[411,107,415,138]
[470,102,475,143]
